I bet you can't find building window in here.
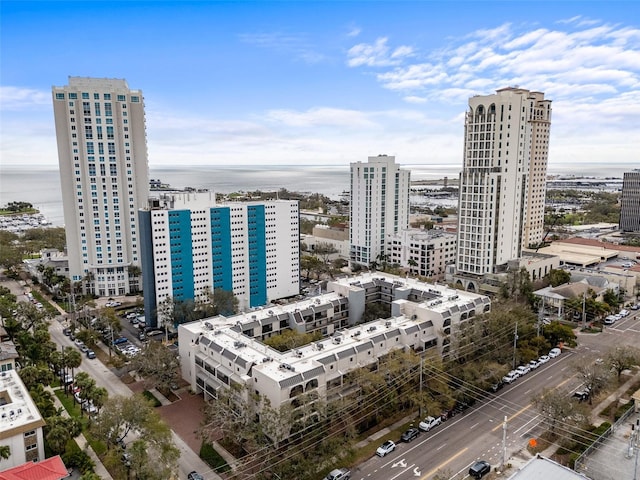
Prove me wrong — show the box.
[55,93,64,100]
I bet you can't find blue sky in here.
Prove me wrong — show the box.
[1,1,639,168]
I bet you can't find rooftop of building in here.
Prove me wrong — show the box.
[184,273,488,383]
[0,370,46,439]
[0,455,68,480]
[506,455,589,480]
[0,342,19,362]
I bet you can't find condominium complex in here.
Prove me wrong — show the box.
[457,87,552,275]
[178,273,490,412]
[52,77,149,296]
[350,155,410,267]
[0,370,47,467]
[387,229,457,280]
[620,170,640,233]
[139,193,300,326]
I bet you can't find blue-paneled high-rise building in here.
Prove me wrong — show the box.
[139,193,299,328]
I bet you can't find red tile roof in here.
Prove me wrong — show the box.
[0,456,68,480]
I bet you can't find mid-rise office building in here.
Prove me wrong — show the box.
[620,170,640,233]
[350,155,410,267]
[52,77,149,296]
[0,370,46,467]
[457,87,552,275]
[139,193,300,325]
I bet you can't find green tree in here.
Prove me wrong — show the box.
[548,268,571,287]
[130,341,180,392]
[0,445,10,460]
[45,416,81,455]
[606,345,640,383]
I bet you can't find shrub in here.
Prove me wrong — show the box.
[62,439,95,473]
[142,390,161,407]
[200,441,230,473]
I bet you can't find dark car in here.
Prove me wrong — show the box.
[489,380,504,392]
[400,427,420,443]
[469,460,491,478]
[187,472,204,480]
[62,328,71,336]
[112,337,128,345]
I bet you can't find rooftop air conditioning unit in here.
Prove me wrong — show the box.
[204,322,213,330]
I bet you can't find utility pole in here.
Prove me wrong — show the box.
[512,322,518,370]
[501,415,507,470]
[419,356,423,418]
[582,291,587,330]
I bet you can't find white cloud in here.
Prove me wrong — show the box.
[0,86,50,111]
[346,25,361,37]
[347,37,413,67]
[264,107,378,129]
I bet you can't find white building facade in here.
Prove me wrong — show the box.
[178,273,490,412]
[350,155,410,267]
[457,88,552,275]
[387,229,457,280]
[0,370,46,467]
[52,77,149,296]
[139,194,300,326]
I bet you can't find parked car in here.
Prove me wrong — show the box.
[121,452,131,467]
[468,460,491,478]
[146,329,164,337]
[620,309,629,317]
[187,472,204,480]
[418,416,441,432]
[112,337,128,345]
[400,427,420,443]
[323,468,351,480]
[538,355,550,364]
[502,372,518,384]
[489,380,504,392]
[548,347,562,358]
[82,401,97,414]
[604,315,616,325]
[86,349,96,359]
[528,359,541,370]
[62,328,71,336]
[516,365,531,376]
[376,440,396,457]
[573,386,591,402]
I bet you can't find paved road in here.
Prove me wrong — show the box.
[353,312,640,480]
[48,317,217,479]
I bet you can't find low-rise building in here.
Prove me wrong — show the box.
[0,340,19,373]
[0,455,68,479]
[0,370,47,467]
[178,273,490,413]
[386,228,457,280]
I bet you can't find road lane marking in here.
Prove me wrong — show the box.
[436,443,447,451]
[469,422,479,430]
[420,447,468,480]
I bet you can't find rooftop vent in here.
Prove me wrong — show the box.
[204,322,213,330]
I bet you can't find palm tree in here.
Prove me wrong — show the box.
[0,445,10,461]
[63,347,82,391]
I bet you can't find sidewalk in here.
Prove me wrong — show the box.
[47,386,114,480]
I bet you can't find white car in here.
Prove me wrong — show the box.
[502,372,518,384]
[528,359,541,370]
[418,416,442,432]
[516,365,530,376]
[376,440,396,457]
[548,348,561,358]
[538,355,550,364]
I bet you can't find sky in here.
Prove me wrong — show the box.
[1,1,639,169]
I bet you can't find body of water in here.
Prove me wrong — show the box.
[0,162,634,227]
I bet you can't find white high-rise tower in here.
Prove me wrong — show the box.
[52,77,149,296]
[350,155,410,267]
[456,87,552,275]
